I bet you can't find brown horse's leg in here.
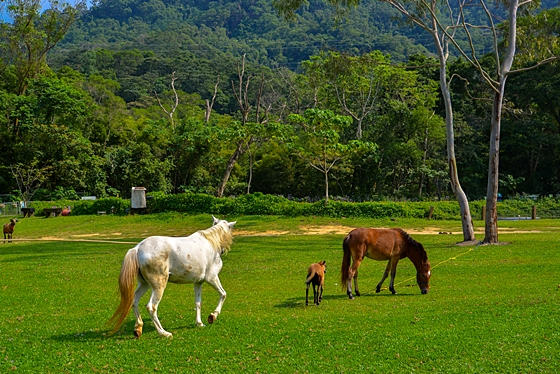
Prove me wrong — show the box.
[306,283,310,306]
[388,258,400,294]
[376,260,391,293]
[347,259,362,299]
[354,269,360,296]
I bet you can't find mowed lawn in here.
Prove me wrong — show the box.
[1,214,559,373]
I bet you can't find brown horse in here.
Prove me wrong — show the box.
[341,228,431,299]
[305,261,326,306]
[3,218,18,243]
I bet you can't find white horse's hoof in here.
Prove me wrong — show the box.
[208,313,217,324]
[160,331,173,338]
[196,322,206,327]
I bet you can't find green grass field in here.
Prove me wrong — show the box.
[1,214,559,372]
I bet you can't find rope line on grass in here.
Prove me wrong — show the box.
[3,238,138,244]
[367,241,482,293]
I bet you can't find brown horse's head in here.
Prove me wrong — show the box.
[417,261,431,294]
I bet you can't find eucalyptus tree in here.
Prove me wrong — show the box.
[0,0,85,95]
[286,108,377,203]
[302,51,390,139]
[275,0,560,244]
[275,0,475,242]
[0,0,85,140]
[216,55,281,197]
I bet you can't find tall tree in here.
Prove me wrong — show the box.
[275,0,476,242]
[286,108,377,203]
[275,0,559,244]
[216,55,274,197]
[0,0,85,139]
[302,51,390,139]
[0,0,85,95]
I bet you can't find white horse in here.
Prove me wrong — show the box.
[108,216,236,338]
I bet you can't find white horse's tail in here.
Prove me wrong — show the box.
[107,247,139,335]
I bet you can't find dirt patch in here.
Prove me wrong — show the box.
[301,225,355,235]
[235,230,290,237]
[39,236,64,241]
[300,225,463,235]
[71,233,100,237]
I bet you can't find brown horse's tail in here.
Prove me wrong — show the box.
[341,235,351,290]
[107,247,139,335]
[305,269,316,285]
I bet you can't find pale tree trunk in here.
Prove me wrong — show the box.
[484,0,518,244]
[216,139,250,198]
[216,55,251,197]
[205,75,220,123]
[433,30,475,242]
[154,71,179,132]
[324,169,329,203]
[484,89,504,243]
[418,126,428,198]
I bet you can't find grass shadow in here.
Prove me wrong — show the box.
[51,330,109,342]
[50,320,161,342]
[274,293,349,309]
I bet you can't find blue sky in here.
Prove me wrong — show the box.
[1,1,92,23]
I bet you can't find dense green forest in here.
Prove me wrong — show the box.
[0,0,559,203]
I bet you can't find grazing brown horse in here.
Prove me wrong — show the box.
[305,261,326,306]
[341,228,431,299]
[3,219,18,243]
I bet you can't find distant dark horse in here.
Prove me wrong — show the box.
[341,228,431,299]
[3,218,18,243]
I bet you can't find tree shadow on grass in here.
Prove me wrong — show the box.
[274,290,417,308]
[50,319,205,342]
[274,294,348,309]
[50,320,153,342]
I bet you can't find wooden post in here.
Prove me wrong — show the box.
[532,205,536,220]
[481,206,486,221]
[427,206,434,220]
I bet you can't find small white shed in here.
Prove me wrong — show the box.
[131,187,147,209]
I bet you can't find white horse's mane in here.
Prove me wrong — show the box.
[197,221,234,254]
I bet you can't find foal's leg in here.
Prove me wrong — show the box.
[305,283,310,306]
[205,276,227,324]
[132,277,150,338]
[376,260,392,293]
[313,284,319,305]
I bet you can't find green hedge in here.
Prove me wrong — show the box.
[25,193,560,219]
[28,197,130,216]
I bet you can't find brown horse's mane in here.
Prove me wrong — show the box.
[397,229,428,263]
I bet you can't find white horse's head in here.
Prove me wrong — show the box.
[212,215,236,230]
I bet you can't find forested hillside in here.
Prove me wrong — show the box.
[0,0,559,204]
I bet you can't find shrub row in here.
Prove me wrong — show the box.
[28,197,130,216]
[25,192,560,219]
